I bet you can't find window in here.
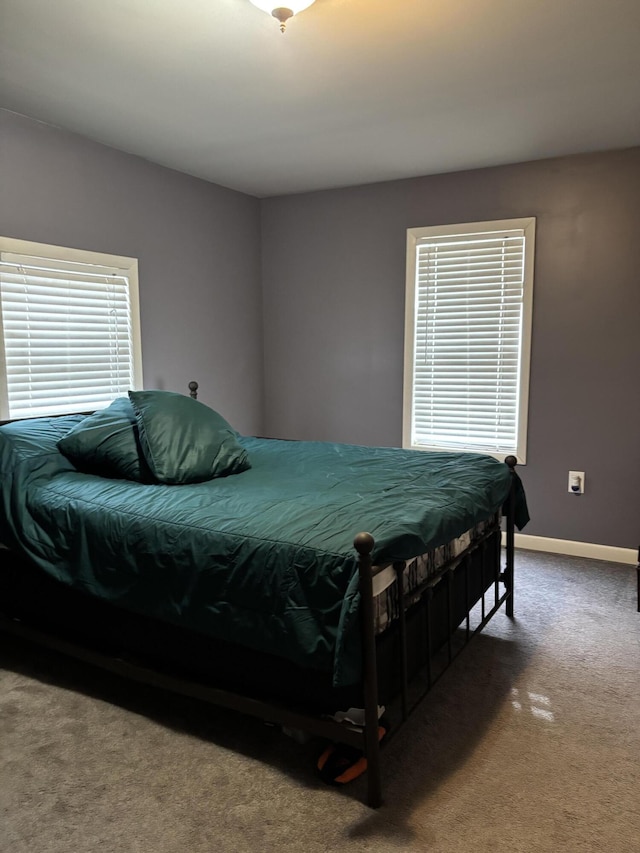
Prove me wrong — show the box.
[403,218,535,463]
[0,237,143,419]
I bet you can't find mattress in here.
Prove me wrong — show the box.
[372,512,500,633]
[0,415,517,687]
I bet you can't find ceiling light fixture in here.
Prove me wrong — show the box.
[249,1,316,32]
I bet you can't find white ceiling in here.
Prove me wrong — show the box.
[1,0,639,197]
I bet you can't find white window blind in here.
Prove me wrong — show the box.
[404,219,535,462]
[0,247,141,419]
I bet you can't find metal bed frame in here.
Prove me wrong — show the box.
[0,381,519,808]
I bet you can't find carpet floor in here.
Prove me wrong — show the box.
[1,550,638,853]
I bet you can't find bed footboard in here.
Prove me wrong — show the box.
[354,532,383,808]
[354,455,519,808]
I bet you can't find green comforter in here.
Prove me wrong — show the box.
[0,416,526,686]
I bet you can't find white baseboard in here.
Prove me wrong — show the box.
[501,533,637,565]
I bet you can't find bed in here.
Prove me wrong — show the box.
[0,383,528,806]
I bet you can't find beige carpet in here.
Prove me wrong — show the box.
[1,550,639,853]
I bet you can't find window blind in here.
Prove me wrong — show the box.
[411,229,526,454]
[0,252,135,419]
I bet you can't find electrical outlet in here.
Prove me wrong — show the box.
[568,471,585,494]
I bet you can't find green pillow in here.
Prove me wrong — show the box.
[57,397,149,481]
[128,389,250,485]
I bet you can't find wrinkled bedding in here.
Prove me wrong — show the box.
[0,415,517,686]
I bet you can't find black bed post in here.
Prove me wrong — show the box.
[354,532,383,809]
[504,455,517,618]
[188,381,199,399]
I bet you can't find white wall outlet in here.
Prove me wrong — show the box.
[568,471,585,494]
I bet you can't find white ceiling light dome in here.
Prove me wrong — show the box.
[249,1,316,32]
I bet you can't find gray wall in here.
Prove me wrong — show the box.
[0,110,263,435]
[2,109,638,549]
[261,149,640,549]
